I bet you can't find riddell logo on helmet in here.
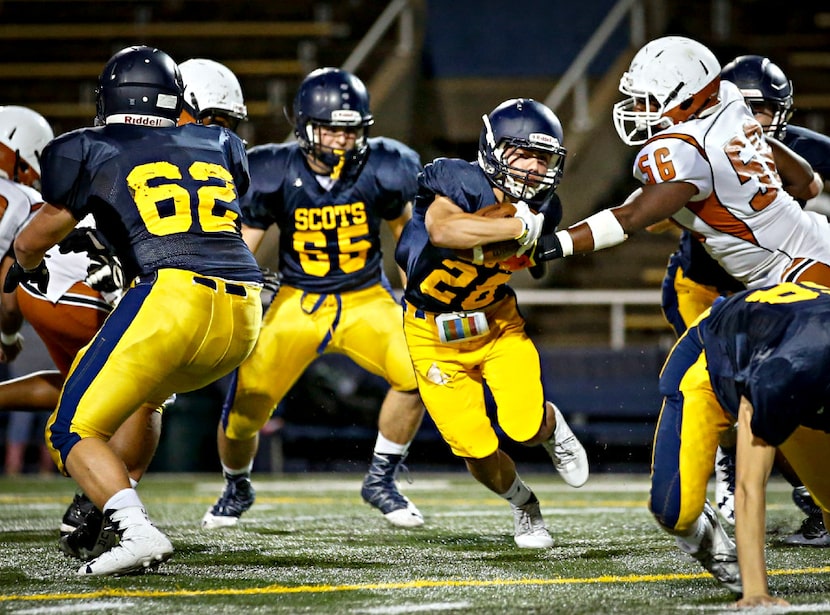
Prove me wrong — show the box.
[330,109,361,124]
[529,133,560,147]
[123,115,167,126]
[105,113,176,127]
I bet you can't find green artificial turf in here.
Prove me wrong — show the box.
[1,472,828,614]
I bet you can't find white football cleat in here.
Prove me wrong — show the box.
[78,506,173,576]
[383,500,425,528]
[512,496,554,549]
[543,404,589,488]
[676,501,742,594]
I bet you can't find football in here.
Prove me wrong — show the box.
[455,202,527,268]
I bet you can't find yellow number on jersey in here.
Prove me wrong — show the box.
[127,160,239,236]
[293,222,371,277]
[745,282,830,304]
[419,258,511,310]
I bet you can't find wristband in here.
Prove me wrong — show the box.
[584,209,628,251]
[1,331,21,345]
[555,230,574,257]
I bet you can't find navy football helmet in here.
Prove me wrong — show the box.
[95,46,183,127]
[721,55,793,139]
[292,67,374,178]
[478,98,567,204]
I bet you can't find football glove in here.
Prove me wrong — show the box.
[0,330,23,362]
[260,267,281,311]
[513,200,544,249]
[58,227,112,258]
[528,261,546,279]
[59,227,124,294]
[4,260,49,293]
[85,254,124,294]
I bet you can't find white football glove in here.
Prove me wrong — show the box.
[513,200,544,249]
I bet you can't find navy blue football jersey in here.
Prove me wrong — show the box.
[40,122,261,283]
[784,124,830,178]
[396,158,562,313]
[241,137,420,293]
[699,282,830,445]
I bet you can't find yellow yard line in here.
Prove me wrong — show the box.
[3,567,830,603]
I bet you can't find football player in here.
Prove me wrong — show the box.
[394,98,589,549]
[0,107,153,558]
[54,57,256,564]
[527,35,830,591]
[657,54,830,544]
[178,58,248,131]
[5,45,263,576]
[654,282,830,607]
[0,105,60,476]
[202,67,426,530]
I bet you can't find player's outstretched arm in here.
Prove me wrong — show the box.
[534,181,698,262]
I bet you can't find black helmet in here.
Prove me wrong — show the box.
[721,55,793,139]
[293,67,373,177]
[96,46,183,127]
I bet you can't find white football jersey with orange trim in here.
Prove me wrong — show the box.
[0,177,40,256]
[41,217,97,303]
[633,81,830,288]
[0,177,95,302]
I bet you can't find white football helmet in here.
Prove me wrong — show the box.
[0,105,54,187]
[179,59,247,129]
[613,36,721,145]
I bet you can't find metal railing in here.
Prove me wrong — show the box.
[514,288,662,349]
[342,0,415,73]
[543,0,645,131]
[283,0,415,143]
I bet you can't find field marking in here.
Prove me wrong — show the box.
[9,600,136,614]
[354,602,472,614]
[2,567,829,604]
